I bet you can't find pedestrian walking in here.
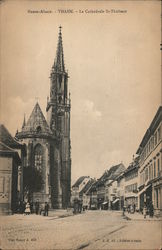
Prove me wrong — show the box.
[143,204,147,219]
[40,203,45,215]
[44,202,49,216]
[30,202,33,214]
[149,202,154,217]
[122,206,125,216]
[22,201,26,214]
[24,202,30,215]
[35,200,40,215]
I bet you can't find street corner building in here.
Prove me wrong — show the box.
[136,106,162,216]
[15,27,71,209]
[0,125,26,215]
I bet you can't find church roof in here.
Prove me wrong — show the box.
[18,102,52,137]
[0,124,22,148]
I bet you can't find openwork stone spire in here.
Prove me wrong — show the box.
[53,26,65,72]
[22,114,26,129]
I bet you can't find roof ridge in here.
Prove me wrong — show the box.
[0,141,17,152]
[0,124,21,146]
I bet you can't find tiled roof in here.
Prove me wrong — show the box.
[124,156,139,174]
[0,141,15,152]
[0,124,21,148]
[16,103,52,138]
[0,141,21,164]
[86,181,98,194]
[79,179,95,196]
[72,176,89,188]
[24,102,51,133]
[97,163,126,186]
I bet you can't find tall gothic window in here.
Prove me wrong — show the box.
[34,144,43,172]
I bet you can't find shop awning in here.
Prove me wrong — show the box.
[102,202,108,205]
[112,198,119,204]
[138,184,151,196]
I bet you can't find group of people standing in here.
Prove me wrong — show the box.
[143,202,154,218]
[23,200,49,216]
[35,201,49,216]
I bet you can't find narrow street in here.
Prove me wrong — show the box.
[0,210,161,250]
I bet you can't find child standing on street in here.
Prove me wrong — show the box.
[25,202,31,215]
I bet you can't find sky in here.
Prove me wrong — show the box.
[0,1,161,183]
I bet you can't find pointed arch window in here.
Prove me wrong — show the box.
[34,144,43,172]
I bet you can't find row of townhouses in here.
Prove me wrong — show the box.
[71,106,162,216]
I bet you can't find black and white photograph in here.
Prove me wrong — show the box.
[0,0,161,249]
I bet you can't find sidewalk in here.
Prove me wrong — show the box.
[48,208,73,218]
[124,211,161,221]
[0,209,74,222]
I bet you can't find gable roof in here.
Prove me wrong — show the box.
[72,176,89,188]
[0,124,22,148]
[16,103,53,140]
[124,156,139,175]
[86,181,97,194]
[79,179,95,196]
[0,141,21,164]
[0,141,15,153]
[97,163,126,187]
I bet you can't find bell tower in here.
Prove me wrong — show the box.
[46,27,71,208]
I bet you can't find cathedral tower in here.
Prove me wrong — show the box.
[46,27,71,208]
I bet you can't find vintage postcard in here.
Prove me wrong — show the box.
[0,0,161,250]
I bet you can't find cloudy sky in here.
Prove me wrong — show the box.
[0,1,161,183]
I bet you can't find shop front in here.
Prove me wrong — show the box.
[152,178,162,217]
[139,184,152,213]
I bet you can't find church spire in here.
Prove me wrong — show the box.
[53,26,65,72]
[22,114,26,129]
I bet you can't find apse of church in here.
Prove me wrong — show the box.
[16,27,71,209]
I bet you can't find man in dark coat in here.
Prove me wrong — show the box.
[44,202,49,216]
[149,202,154,217]
[35,200,40,215]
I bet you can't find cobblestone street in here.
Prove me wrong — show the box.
[0,210,161,250]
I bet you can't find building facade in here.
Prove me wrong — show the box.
[16,27,71,209]
[0,125,26,214]
[71,176,91,205]
[106,180,119,210]
[94,163,125,210]
[124,157,139,211]
[137,106,162,216]
[88,182,98,210]
[116,173,125,210]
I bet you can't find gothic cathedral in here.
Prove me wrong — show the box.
[15,27,71,209]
